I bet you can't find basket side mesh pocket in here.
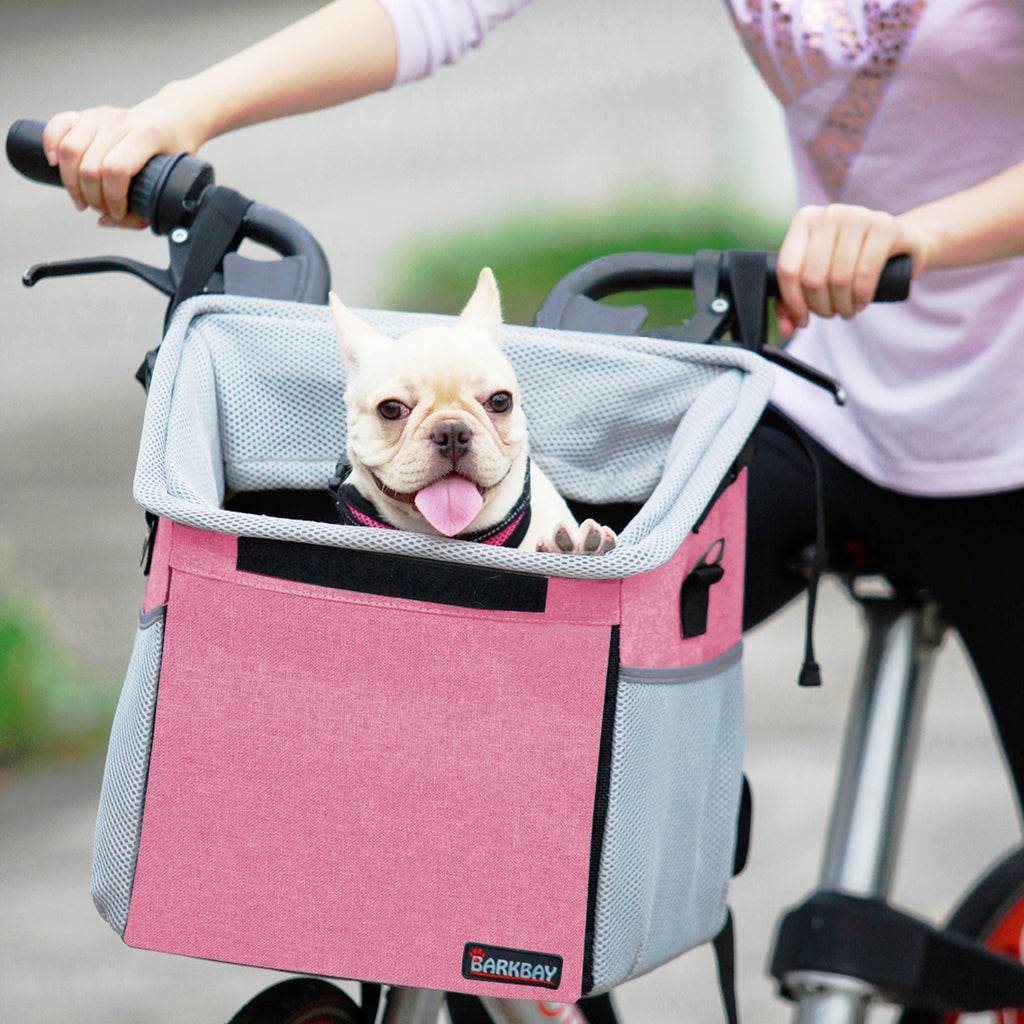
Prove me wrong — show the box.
[92,606,165,936]
[587,649,744,992]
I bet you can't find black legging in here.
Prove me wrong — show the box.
[744,418,1024,815]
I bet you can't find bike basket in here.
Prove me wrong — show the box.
[92,295,774,1001]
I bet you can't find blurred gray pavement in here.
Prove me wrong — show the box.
[1,2,1019,1022]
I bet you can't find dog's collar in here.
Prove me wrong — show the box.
[329,460,533,548]
[366,474,419,505]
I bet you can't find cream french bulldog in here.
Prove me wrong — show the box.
[329,267,616,554]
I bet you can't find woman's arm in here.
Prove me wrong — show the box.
[43,0,531,228]
[44,0,398,227]
[774,160,1024,337]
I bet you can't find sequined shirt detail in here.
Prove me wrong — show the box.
[730,0,927,197]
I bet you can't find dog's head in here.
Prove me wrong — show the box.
[330,268,530,537]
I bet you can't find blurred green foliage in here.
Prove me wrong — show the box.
[0,592,112,766]
[385,200,785,329]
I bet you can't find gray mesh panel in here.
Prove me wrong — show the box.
[92,606,165,936]
[133,296,775,582]
[588,647,744,992]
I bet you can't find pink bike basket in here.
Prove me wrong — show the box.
[92,297,774,1002]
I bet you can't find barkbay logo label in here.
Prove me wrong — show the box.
[462,943,563,988]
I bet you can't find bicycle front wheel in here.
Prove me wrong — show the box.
[899,846,1024,1024]
[227,978,362,1024]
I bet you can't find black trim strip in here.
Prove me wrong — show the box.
[581,625,620,994]
[236,537,548,613]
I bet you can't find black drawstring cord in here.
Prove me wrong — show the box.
[799,435,826,688]
[759,407,826,687]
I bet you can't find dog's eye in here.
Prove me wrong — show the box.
[486,391,514,414]
[377,399,410,421]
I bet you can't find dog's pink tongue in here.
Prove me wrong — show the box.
[414,476,484,537]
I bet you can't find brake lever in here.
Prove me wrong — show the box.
[23,254,175,296]
[21,217,231,304]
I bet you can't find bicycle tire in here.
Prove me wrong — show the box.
[227,978,362,1024]
[898,846,1024,1024]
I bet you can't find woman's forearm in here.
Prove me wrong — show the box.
[154,0,398,149]
[44,0,399,223]
[898,159,1024,273]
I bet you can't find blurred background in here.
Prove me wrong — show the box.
[1,1,1018,1022]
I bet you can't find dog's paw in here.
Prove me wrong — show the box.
[536,519,617,555]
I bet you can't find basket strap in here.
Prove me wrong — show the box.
[713,910,741,1024]
[137,187,253,390]
[166,186,251,322]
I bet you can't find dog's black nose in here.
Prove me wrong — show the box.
[431,420,473,456]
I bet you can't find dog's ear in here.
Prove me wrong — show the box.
[329,292,389,366]
[458,267,502,345]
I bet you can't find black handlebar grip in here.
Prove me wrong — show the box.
[872,253,913,302]
[765,251,913,303]
[127,151,215,234]
[6,118,215,235]
[6,119,63,187]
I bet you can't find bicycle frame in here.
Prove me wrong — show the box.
[779,584,947,1024]
[769,569,1024,1020]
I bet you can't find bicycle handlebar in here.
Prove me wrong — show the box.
[5,119,62,187]
[534,249,912,403]
[7,118,331,305]
[537,249,912,313]
[7,118,215,235]
[9,115,910,384]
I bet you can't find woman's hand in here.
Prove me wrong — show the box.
[43,96,203,229]
[774,203,932,338]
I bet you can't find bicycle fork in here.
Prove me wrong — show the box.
[775,592,946,1024]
